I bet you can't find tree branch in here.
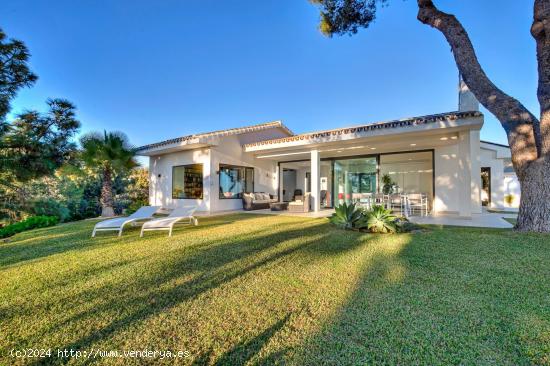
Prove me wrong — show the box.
[417,0,540,176]
[532,0,550,154]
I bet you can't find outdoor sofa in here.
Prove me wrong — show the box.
[242,192,278,210]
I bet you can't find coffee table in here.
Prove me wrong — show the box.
[270,202,288,211]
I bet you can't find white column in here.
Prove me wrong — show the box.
[469,130,482,214]
[457,131,472,217]
[311,150,321,212]
[149,157,156,206]
[278,165,284,202]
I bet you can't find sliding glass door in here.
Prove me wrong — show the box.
[379,151,433,207]
[277,151,434,209]
[333,157,377,206]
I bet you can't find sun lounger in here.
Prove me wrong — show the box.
[92,206,160,237]
[140,206,198,237]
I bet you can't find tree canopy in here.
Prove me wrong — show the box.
[0,27,81,221]
[310,0,386,36]
[0,99,80,184]
[80,131,137,174]
[0,28,37,120]
[80,131,137,217]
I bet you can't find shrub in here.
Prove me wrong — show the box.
[381,174,395,195]
[126,199,149,215]
[30,198,70,222]
[356,205,397,233]
[329,202,362,229]
[504,194,515,206]
[0,216,59,239]
[394,217,421,233]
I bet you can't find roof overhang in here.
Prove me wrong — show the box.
[136,120,292,156]
[136,137,214,156]
[480,141,511,159]
[244,112,483,156]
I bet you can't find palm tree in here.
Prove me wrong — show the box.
[80,131,137,217]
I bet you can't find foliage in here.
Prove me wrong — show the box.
[80,131,137,175]
[111,169,149,215]
[329,202,362,229]
[0,27,80,223]
[394,216,420,233]
[330,202,404,233]
[29,198,70,222]
[356,204,397,233]
[125,168,149,205]
[0,215,58,238]
[0,28,38,120]
[310,0,386,36]
[381,173,394,195]
[0,99,80,185]
[80,131,137,216]
[504,194,515,206]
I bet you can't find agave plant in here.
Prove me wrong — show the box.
[329,202,362,229]
[357,205,397,233]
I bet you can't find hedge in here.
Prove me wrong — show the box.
[0,216,59,239]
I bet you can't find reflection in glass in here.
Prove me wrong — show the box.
[334,157,377,206]
[379,151,433,204]
[219,165,254,199]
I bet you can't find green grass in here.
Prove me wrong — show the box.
[504,217,518,225]
[1,214,549,365]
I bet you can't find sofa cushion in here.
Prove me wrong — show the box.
[288,201,303,206]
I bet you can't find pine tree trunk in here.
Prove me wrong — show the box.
[516,157,550,232]
[101,165,115,217]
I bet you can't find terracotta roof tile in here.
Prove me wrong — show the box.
[243,111,482,148]
[136,120,292,152]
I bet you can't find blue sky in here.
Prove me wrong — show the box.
[1,0,538,149]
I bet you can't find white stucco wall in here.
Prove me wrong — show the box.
[146,125,489,215]
[210,134,278,212]
[479,146,520,210]
[432,130,482,216]
[148,148,212,212]
[433,144,460,214]
[148,130,282,212]
[503,174,521,208]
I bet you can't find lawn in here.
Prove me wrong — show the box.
[0,214,549,365]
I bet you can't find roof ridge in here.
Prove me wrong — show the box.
[137,120,293,152]
[243,111,482,148]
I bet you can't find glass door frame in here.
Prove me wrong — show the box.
[277,149,435,209]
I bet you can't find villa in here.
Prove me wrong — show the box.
[137,81,520,217]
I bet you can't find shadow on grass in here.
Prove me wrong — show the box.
[0,214,259,268]
[212,313,292,366]
[294,228,550,365]
[0,221,110,268]
[22,215,369,365]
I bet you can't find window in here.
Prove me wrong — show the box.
[172,164,203,199]
[219,164,254,199]
[379,151,433,198]
[333,157,378,205]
